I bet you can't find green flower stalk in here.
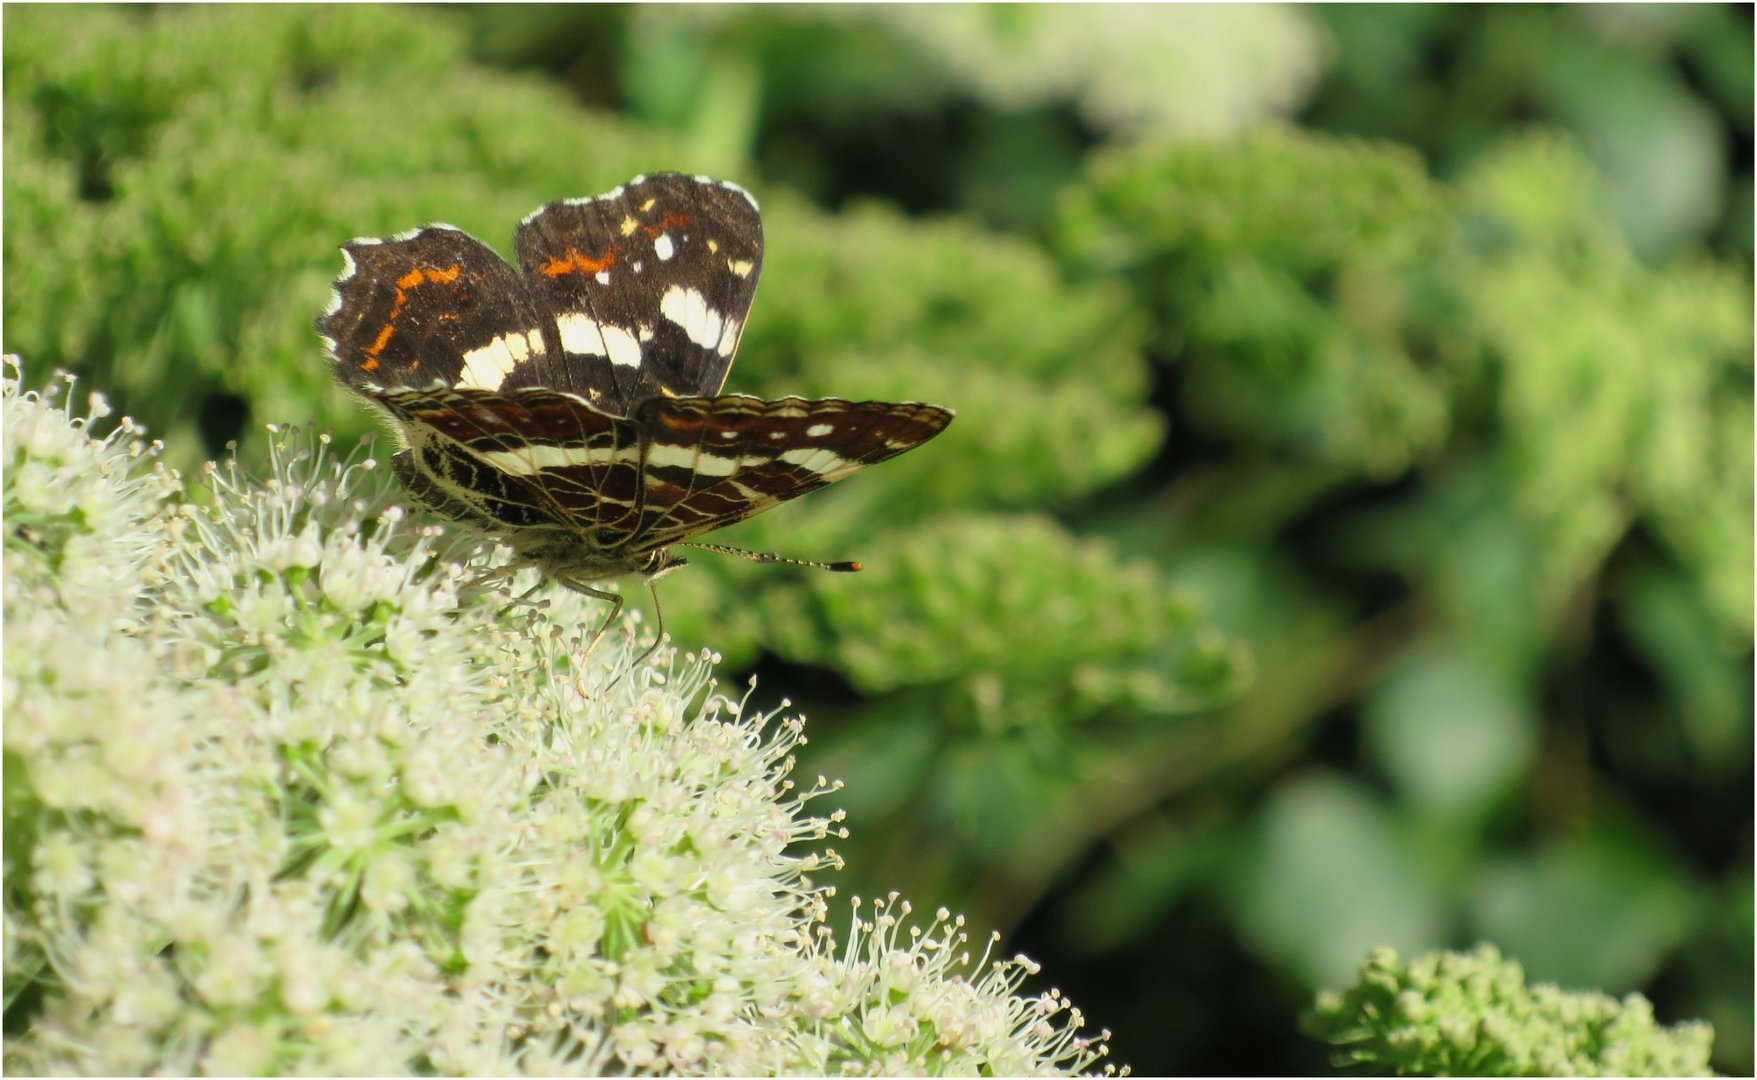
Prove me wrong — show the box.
[1305,945,1715,1076]
[1,357,1118,1076]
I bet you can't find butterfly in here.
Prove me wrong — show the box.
[315,172,952,656]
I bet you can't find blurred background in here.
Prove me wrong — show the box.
[5,5,1750,1074]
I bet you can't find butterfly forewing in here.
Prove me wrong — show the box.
[317,227,556,396]
[513,174,764,414]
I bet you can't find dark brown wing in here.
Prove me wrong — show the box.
[317,227,557,395]
[626,395,954,550]
[366,385,648,554]
[513,173,764,414]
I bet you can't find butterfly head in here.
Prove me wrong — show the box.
[507,529,686,585]
[638,548,689,581]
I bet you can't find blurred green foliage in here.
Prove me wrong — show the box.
[3,5,687,462]
[1308,4,1753,263]
[4,4,1749,1076]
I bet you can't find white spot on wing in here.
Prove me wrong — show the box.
[721,180,759,209]
[715,316,743,358]
[556,312,610,360]
[660,286,724,351]
[320,250,355,321]
[331,247,359,287]
[595,270,611,285]
[557,185,623,212]
[600,324,644,368]
[648,442,739,476]
[779,446,854,477]
[621,216,639,237]
[556,314,642,367]
[474,443,639,476]
[727,259,754,279]
[458,331,540,390]
[806,423,835,438]
[654,234,676,261]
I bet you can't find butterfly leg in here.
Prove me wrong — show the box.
[630,577,668,670]
[455,560,518,611]
[495,579,550,619]
[553,579,668,696]
[548,578,621,699]
[558,580,624,657]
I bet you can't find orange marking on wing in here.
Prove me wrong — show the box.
[362,263,464,363]
[541,244,617,277]
[362,323,396,371]
[656,413,718,436]
[644,212,690,237]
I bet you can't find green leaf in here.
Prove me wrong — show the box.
[1238,774,1447,987]
[1472,825,1697,990]
[1363,646,1537,820]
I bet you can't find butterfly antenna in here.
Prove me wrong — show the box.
[680,542,862,573]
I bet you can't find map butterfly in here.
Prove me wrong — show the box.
[316,172,953,655]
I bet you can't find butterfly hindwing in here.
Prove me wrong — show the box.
[369,385,647,551]
[628,395,954,549]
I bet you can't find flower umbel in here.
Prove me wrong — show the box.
[1304,945,1715,1076]
[1,358,1117,1076]
[795,894,1115,1075]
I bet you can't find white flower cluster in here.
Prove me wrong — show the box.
[2,357,1117,1076]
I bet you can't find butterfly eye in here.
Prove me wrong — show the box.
[642,549,686,577]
